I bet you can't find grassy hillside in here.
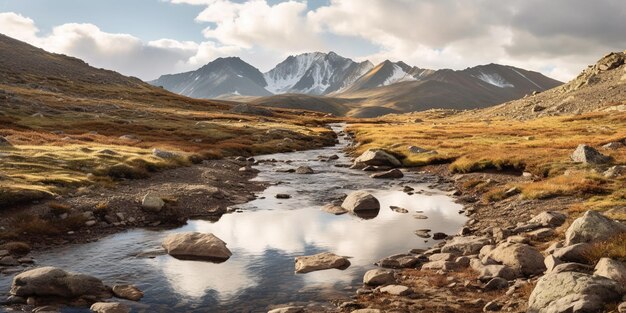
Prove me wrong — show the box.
[0,34,337,207]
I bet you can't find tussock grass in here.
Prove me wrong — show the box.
[519,173,608,200]
[585,232,626,263]
[348,111,626,212]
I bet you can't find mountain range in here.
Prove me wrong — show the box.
[150,52,563,117]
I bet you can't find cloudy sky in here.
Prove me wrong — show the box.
[1,0,625,81]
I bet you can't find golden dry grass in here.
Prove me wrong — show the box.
[348,111,626,212]
[0,81,337,208]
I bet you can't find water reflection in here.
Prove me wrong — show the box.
[1,124,467,312]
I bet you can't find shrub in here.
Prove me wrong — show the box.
[0,241,31,255]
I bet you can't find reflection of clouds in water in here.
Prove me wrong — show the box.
[156,188,466,294]
[155,255,257,300]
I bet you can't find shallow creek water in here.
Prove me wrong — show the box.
[1,124,466,312]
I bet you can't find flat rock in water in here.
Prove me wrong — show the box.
[295,166,314,174]
[389,206,408,213]
[112,284,143,301]
[162,232,232,262]
[294,252,350,274]
[413,214,428,219]
[341,191,380,212]
[321,204,348,215]
[267,307,304,313]
[353,149,401,167]
[90,302,130,313]
[10,267,109,299]
[414,230,431,238]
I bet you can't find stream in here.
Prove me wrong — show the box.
[0,124,466,312]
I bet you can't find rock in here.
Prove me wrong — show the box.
[422,260,457,271]
[604,165,626,178]
[295,166,314,174]
[483,301,502,312]
[553,243,592,263]
[351,310,381,313]
[90,302,130,313]
[230,103,274,116]
[152,148,179,159]
[570,144,611,164]
[118,135,138,141]
[551,262,594,274]
[369,169,403,179]
[321,204,347,215]
[407,146,430,154]
[483,277,509,291]
[528,271,624,313]
[112,284,143,301]
[432,232,448,240]
[0,256,18,266]
[389,206,408,213]
[488,243,546,277]
[295,252,349,274]
[594,258,626,285]
[507,235,530,244]
[428,253,455,262]
[239,166,259,173]
[275,194,291,199]
[380,285,412,296]
[267,307,304,313]
[619,302,626,313]
[413,214,428,219]
[544,255,562,272]
[527,228,555,241]
[441,236,492,255]
[85,220,97,227]
[341,191,380,212]
[141,192,164,212]
[529,211,567,227]
[363,269,395,286]
[10,267,108,298]
[602,142,625,150]
[376,254,420,269]
[354,149,401,167]
[162,232,232,261]
[479,265,517,281]
[564,210,626,245]
[597,52,625,71]
[414,230,431,238]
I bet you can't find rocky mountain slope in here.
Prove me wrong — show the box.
[151,52,562,116]
[474,51,626,120]
[149,57,271,99]
[264,52,373,95]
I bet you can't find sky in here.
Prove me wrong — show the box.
[0,0,625,81]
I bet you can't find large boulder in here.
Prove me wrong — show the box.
[565,210,626,245]
[488,243,546,277]
[441,236,492,255]
[594,258,626,286]
[162,232,232,261]
[10,267,109,299]
[528,211,567,227]
[570,144,611,164]
[341,191,380,212]
[354,149,401,167]
[528,271,623,313]
[369,169,404,179]
[363,269,395,286]
[294,252,350,274]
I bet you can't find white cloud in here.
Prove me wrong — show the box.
[197,0,323,52]
[0,12,39,44]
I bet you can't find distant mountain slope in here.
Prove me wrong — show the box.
[264,52,373,95]
[335,64,562,113]
[150,57,271,98]
[473,52,626,120]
